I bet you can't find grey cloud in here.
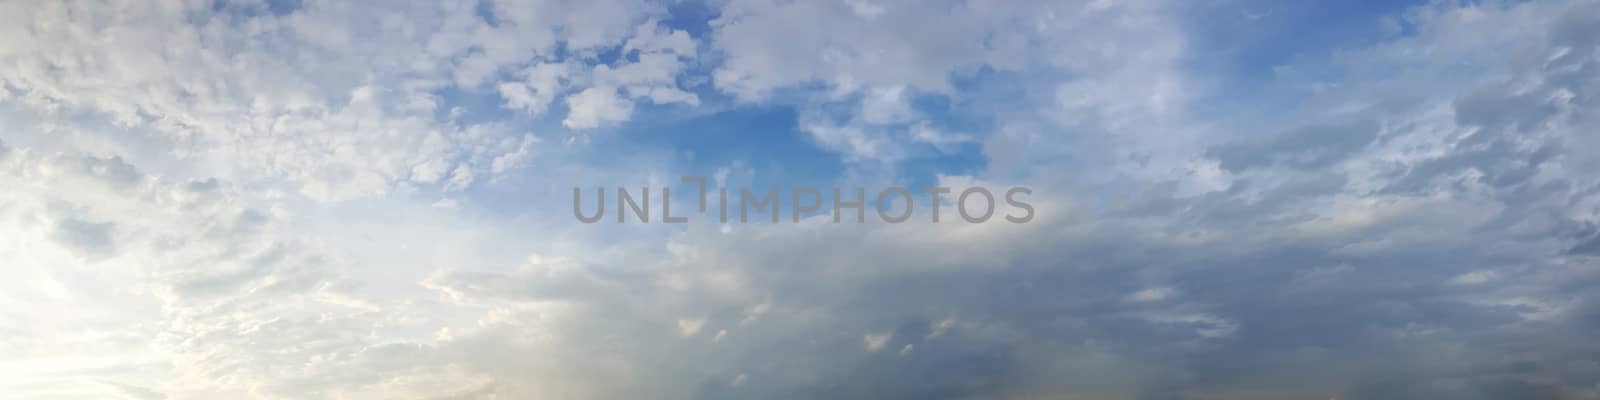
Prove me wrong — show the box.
[50,217,117,259]
[69,155,144,190]
[1453,86,1561,138]
[1208,119,1381,173]
[400,175,1598,398]
[1568,232,1600,256]
[1382,2,1599,198]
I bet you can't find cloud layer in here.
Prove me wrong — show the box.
[2,0,1599,399]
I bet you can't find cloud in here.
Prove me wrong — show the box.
[49,217,118,260]
[708,0,1034,100]
[497,62,574,116]
[3,0,1600,399]
[1208,120,1381,172]
[0,0,689,200]
[563,86,636,129]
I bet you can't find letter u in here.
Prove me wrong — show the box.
[574,187,606,223]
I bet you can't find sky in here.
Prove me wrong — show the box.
[1,0,1599,399]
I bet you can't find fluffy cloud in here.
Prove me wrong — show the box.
[562,86,636,129]
[0,0,701,201]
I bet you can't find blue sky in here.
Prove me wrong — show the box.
[1,0,1599,399]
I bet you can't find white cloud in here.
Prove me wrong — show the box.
[908,122,974,152]
[498,62,574,116]
[562,86,636,129]
[863,333,892,352]
[1125,287,1177,302]
[859,86,917,125]
[1448,270,1501,286]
